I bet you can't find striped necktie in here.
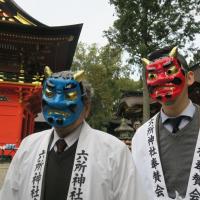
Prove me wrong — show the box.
[165,115,191,133]
[56,139,67,153]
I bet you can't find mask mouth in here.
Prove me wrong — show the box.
[148,77,182,94]
[149,85,173,94]
[48,109,70,117]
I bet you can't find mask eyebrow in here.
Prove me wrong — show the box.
[163,61,172,68]
[64,83,77,90]
[46,80,55,88]
[146,66,156,73]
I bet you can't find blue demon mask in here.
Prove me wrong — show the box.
[42,68,85,127]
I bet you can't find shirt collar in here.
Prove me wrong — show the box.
[50,123,82,150]
[161,100,195,123]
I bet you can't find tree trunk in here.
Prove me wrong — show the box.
[142,67,150,123]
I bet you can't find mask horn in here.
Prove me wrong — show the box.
[74,70,84,82]
[169,46,178,57]
[142,58,151,66]
[44,66,53,78]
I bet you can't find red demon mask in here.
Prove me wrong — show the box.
[143,47,186,103]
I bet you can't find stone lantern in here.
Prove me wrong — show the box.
[114,118,134,149]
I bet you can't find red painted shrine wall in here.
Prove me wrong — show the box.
[0,84,42,158]
[0,104,23,147]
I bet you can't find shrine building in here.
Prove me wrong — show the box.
[0,0,82,158]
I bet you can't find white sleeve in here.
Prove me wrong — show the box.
[0,139,27,200]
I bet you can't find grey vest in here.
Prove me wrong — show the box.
[157,106,200,198]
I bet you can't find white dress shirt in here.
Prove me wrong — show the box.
[160,100,195,133]
[50,123,82,152]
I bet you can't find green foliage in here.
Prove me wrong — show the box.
[105,0,200,121]
[190,49,200,67]
[105,0,200,64]
[72,42,141,130]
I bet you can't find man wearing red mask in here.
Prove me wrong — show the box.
[132,46,200,200]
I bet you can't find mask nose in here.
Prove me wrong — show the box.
[158,70,166,79]
[49,94,66,109]
[156,71,171,85]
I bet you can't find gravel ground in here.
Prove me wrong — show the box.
[0,163,10,189]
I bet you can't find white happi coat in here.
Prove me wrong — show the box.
[0,121,135,200]
[132,113,200,200]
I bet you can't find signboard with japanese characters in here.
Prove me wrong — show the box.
[69,149,89,200]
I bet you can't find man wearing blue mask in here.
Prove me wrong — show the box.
[0,67,135,200]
